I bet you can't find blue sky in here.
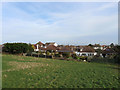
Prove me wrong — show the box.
[2,2,118,45]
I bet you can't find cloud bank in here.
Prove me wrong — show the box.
[2,2,118,45]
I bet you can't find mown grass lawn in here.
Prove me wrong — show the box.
[2,54,120,88]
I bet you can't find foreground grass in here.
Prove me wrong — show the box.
[2,54,120,88]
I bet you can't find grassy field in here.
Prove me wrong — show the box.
[2,54,120,88]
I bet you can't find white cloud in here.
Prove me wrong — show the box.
[2,2,118,44]
[1,0,119,2]
[97,3,117,11]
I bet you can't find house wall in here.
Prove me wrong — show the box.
[75,52,97,56]
[94,47,104,50]
[54,43,58,47]
[34,49,39,51]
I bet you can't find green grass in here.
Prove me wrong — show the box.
[2,54,120,88]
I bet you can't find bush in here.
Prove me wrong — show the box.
[55,54,60,57]
[87,57,93,62]
[46,51,50,56]
[62,52,70,58]
[72,54,78,59]
[2,43,33,54]
[79,56,87,61]
[114,54,120,64]
[28,44,34,53]
[91,56,119,64]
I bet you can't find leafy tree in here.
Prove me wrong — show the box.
[2,43,32,54]
[110,43,114,48]
[32,44,36,50]
[95,49,102,57]
[88,44,93,47]
[113,45,120,63]
[28,44,34,53]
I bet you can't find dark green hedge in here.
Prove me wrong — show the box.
[2,43,33,54]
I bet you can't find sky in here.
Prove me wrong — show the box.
[2,2,118,45]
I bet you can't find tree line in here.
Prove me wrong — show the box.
[2,43,33,54]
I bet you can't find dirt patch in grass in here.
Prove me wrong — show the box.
[12,56,43,62]
[3,61,50,72]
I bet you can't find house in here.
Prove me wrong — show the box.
[34,41,45,51]
[93,44,103,50]
[101,45,107,50]
[34,45,47,52]
[45,42,58,47]
[57,46,73,53]
[37,41,44,47]
[102,48,115,57]
[38,47,47,52]
[34,41,58,52]
[65,45,77,51]
[75,46,97,56]
[46,45,58,52]
[100,45,111,50]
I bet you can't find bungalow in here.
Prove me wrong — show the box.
[46,45,58,52]
[93,44,103,50]
[34,41,45,51]
[34,41,59,52]
[45,42,58,47]
[37,41,44,47]
[102,48,115,58]
[75,46,97,56]
[57,46,73,53]
[65,45,77,51]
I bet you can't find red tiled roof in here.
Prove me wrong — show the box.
[57,47,73,53]
[46,45,58,51]
[78,46,95,52]
[39,47,46,50]
[102,48,115,54]
[37,41,44,45]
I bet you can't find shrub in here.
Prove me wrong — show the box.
[79,56,87,61]
[87,57,93,62]
[55,54,60,57]
[2,43,33,54]
[46,51,50,56]
[72,54,78,59]
[51,52,54,56]
[62,52,70,58]
[91,56,119,64]
[114,54,120,64]
[28,44,34,53]
[39,51,42,55]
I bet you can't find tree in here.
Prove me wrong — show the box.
[95,49,102,57]
[28,44,34,53]
[32,44,36,50]
[88,44,93,47]
[110,43,114,48]
[2,43,32,54]
[114,45,120,54]
[113,45,120,63]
